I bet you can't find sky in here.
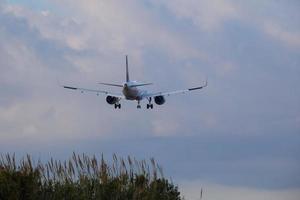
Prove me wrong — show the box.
[0,0,300,199]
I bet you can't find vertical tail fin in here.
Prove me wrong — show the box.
[126,55,130,82]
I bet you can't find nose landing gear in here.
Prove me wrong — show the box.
[137,100,141,109]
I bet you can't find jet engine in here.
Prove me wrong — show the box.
[106,96,118,105]
[154,95,165,105]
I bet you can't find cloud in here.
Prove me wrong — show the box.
[2,3,88,51]
[180,180,300,200]
[0,0,212,141]
[153,0,300,49]
[0,0,299,193]
[263,21,300,48]
[153,0,238,31]
[48,0,204,61]
[0,3,123,142]
[152,117,180,137]
[234,1,300,49]
[1,0,299,139]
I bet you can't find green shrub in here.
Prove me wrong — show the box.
[0,153,181,200]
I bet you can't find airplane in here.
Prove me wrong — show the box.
[62,55,207,109]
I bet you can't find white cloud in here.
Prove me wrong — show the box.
[0,6,117,142]
[1,0,207,75]
[1,0,299,141]
[263,21,300,48]
[153,0,300,49]
[40,10,49,17]
[233,1,300,49]
[153,0,238,31]
[2,4,89,51]
[51,0,205,59]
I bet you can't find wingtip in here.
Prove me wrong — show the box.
[203,77,208,87]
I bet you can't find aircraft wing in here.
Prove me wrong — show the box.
[143,81,207,98]
[62,85,124,98]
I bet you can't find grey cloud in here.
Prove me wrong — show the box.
[151,0,300,48]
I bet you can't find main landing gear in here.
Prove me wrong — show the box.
[146,97,153,109]
[146,104,153,109]
[137,100,141,109]
[136,98,153,109]
[114,103,121,109]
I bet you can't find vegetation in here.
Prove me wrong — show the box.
[0,153,181,200]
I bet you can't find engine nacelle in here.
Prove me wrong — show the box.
[106,96,118,105]
[154,95,165,105]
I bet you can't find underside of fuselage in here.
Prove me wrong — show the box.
[123,86,141,100]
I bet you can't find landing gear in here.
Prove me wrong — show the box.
[114,103,121,109]
[146,104,153,109]
[137,100,141,109]
[146,97,153,109]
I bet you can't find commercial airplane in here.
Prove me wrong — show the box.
[62,55,207,109]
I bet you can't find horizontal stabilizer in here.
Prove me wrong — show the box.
[99,82,123,87]
[130,83,153,87]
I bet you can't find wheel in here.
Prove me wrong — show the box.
[118,104,121,109]
[137,105,141,109]
[114,104,117,109]
[147,104,153,109]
